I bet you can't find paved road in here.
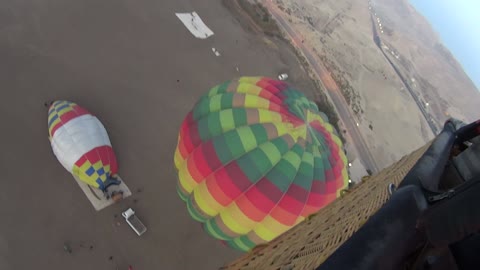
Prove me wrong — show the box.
[369,12,438,135]
[265,1,380,173]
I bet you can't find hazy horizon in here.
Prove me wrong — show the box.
[409,0,480,90]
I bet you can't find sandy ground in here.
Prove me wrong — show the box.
[372,0,480,124]
[0,0,316,269]
[274,0,433,169]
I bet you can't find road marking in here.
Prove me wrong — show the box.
[176,12,214,39]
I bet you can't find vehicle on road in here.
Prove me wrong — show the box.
[122,208,147,236]
[278,73,288,80]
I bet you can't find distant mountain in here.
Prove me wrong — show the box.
[373,0,480,122]
[277,0,480,124]
[273,0,480,167]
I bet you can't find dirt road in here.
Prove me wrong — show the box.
[265,1,380,173]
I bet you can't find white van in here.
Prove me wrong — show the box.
[122,208,147,236]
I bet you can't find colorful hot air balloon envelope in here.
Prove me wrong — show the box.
[48,100,120,192]
[174,77,348,251]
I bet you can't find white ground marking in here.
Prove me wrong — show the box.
[176,12,214,39]
[211,47,221,56]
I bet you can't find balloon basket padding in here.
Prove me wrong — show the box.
[73,174,132,211]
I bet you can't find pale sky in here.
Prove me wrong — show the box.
[409,0,480,89]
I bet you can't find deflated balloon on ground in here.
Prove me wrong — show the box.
[48,100,120,192]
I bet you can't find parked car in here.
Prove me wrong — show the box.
[278,73,288,80]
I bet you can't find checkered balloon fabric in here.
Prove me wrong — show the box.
[175,77,348,251]
[48,101,118,191]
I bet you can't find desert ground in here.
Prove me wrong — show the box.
[372,0,480,124]
[274,0,480,169]
[0,0,318,269]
